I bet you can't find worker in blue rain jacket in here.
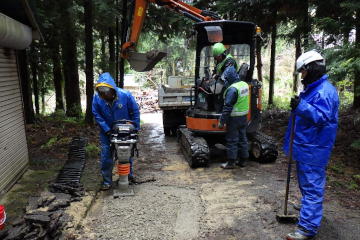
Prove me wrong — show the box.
[283,50,339,240]
[217,66,249,169]
[92,72,140,191]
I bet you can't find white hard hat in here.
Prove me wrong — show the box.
[295,50,324,74]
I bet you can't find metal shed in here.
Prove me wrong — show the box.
[0,0,44,198]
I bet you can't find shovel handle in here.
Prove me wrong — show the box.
[284,114,296,215]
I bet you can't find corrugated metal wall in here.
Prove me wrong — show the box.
[0,47,29,197]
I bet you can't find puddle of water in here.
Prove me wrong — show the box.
[140,113,166,150]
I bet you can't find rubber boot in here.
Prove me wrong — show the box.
[220,159,236,169]
[293,203,302,211]
[236,157,248,167]
[286,231,310,240]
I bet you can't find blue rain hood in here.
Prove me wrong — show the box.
[92,72,140,133]
[95,72,117,97]
[222,66,240,88]
[283,74,339,167]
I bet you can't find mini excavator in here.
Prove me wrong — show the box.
[121,0,278,167]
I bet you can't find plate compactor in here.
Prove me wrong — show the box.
[110,120,139,197]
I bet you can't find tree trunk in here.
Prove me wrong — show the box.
[302,0,310,50]
[109,27,116,77]
[269,17,277,106]
[293,30,301,94]
[31,61,40,115]
[62,7,81,118]
[17,50,35,124]
[120,0,128,89]
[256,35,263,82]
[354,11,360,109]
[84,0,94,125]
[172,59,175,76]
[100,34,106,72]
[52,43,64,111]
[41,83,46,114]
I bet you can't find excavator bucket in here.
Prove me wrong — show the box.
[127,50,167,72]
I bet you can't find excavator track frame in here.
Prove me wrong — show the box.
[247,131,278,163]
[177,126,209,168]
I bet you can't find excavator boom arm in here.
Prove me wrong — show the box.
[121,0,219,60]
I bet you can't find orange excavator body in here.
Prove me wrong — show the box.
[121,1,278,166]
[121,0,219,72]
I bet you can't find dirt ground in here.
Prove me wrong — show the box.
[79,111,360,239]
[2,107,360,239]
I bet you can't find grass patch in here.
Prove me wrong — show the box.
[328,165,345,174]
[353,175,360,185]
[30,158,64,171]
[0,170,56,223]
[348,180,358,190]
[41,136,58,148]
[350,139,360,150]
[86,143,101,158]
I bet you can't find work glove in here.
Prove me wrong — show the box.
[212,74,220,80]
[290,95,300,110]
[218,122,224,129]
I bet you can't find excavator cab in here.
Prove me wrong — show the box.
[187,21,262,133]
[120,0,278,167]
[179,20,278,167]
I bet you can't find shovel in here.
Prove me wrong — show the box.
[276,114,298,222]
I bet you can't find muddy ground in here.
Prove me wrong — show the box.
[2,108,360,239]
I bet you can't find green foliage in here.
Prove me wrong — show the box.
[338,90,354,110]
[66,103,83,119]
[45,109,88,126]
[348,180,358,190]
[132,32,196,89]
[41,136,58,149]
[324,44,360,84]
[329,165,345,175]
[350,139,360,150]
[86,143,101,158]
[47,109,80,124]
[30,0,360,116]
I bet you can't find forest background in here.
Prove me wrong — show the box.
[22,0,360,124]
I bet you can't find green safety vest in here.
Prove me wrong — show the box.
[216,54,239,75]
[224,81,249,117]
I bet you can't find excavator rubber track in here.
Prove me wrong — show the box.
[247,131,278,163]
[177,126,209,168]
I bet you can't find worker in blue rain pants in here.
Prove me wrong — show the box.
[92,72,140,191]
[217,66,249,169]
[283,50,339,240]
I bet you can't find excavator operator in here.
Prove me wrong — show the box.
[212,42,239,80]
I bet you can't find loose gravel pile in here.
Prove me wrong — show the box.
[91,184,203,240]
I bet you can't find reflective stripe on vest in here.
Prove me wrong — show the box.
[224,81,249,117]
[216,54,239,75]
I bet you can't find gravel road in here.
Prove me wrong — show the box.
[78,113,360,240]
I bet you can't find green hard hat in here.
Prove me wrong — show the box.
[212,43,226,57]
